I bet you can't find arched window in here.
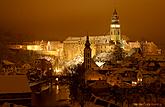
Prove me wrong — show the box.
[118,31,120,35]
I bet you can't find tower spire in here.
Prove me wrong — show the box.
[84,36,91,70]
[111,9,119,24]
[85,36,90,47]
[110,9,121,43]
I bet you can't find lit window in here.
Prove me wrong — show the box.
[132,81,137,86]
[138,78,142,82]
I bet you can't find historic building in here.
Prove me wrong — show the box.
[84,36,92,70]
[63,9,122,61]
[110,9,121,43]
[7,9,161,66]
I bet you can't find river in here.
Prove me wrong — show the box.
[32,84,72,107]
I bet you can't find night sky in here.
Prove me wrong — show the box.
[0,0,164,48]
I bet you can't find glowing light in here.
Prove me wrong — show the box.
[55,69,62,73]
[133,103,161,106]
[56,85,59,94]
[111,24,120,28]
[53,68,63,75]
[19,46,22,48]
[27,45,42,50]
[138,78,142,82]
[41,56,52,61]
[132,81,137,86]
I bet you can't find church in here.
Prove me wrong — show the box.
[63,9,161,62]
[8,9,161,66]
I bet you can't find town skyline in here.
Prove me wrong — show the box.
[0,1,165,107]
[0,0,165,49]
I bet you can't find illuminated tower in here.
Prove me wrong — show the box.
[84,36,91,70]
[110,9,121,43]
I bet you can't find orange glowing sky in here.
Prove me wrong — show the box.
[0,0,165,47]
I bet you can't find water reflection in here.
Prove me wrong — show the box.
[53,85,59,94]
[32,84,71,107]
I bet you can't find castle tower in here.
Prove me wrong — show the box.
[110,9,121,43]
[84,36,92,70]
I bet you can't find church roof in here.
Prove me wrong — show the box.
[85,36,90,48]
[111,9,119,24]
[113,9,118,15]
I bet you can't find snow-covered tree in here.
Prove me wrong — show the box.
[112,44,125,61]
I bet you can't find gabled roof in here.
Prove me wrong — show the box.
[113,68,134,74]
[91,58,99,68]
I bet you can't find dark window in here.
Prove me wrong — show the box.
[88,53,90,57]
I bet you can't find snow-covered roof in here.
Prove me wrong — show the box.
[0,75,31,94]
[2,102,27,107]
[113,68,134,74]
[2,60,15,65]
[145,55,165,61]
[159,62,165,67]
[148,62,155,67]
[95,52,113,62]
[141,70,152,75]
[65,55,83,67]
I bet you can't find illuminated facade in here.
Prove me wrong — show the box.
[125,41,161,55]
[110,9,121,43]
[8,41,63,57]
[8,9,161,66]
[63,35,113,61]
